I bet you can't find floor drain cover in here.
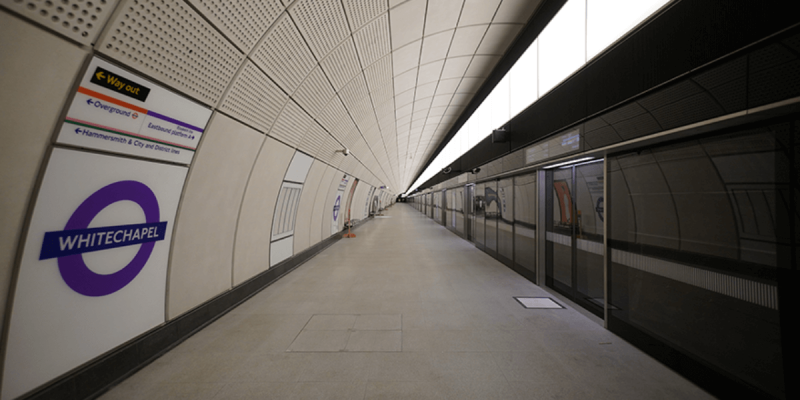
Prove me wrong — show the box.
[514,297,564,309]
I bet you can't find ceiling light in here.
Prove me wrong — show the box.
[542,157,594,169]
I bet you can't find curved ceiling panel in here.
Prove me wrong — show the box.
[93,0,542,192]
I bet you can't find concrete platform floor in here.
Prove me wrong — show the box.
[101,204,713,400]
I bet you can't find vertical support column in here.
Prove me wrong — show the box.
[570,166,577,295]
[537,169,547,286]
[778,117,798,399]
[603,156,609,329]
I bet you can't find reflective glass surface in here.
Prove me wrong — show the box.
[514,173,537,277]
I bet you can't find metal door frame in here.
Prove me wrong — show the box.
[465,184,475,242]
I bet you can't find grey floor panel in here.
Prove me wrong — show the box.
[100,205,713,400]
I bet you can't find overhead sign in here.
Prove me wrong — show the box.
[526,128,581,165]
[89,66,151,101]
[56,57,212,164]
[2,148,187,400]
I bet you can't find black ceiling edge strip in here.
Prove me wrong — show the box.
[413,0,800,193]
[407,0,568,192]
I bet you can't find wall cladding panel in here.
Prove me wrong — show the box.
[309,166,338,246]
[0,9,88,340]
[320,168,343,240]
[98,0,244,106]
[168,113,263,318]
[294,160,327,253]
[233,137,294,285]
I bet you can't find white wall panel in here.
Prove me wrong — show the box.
[310,166,338,246]
[232,137,294,285]
[269,236,294,266]
[285,151,315,183]
[424,0,463,35]
[294,161,327,253]
[325,172,349,236]
[0,10,88,339]
[390,0,426,50]
[168,113,263,318]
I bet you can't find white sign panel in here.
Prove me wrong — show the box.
[2,149,187,400]
[331,174,349,235]
[56,57,212,164]
[525,128,581,165]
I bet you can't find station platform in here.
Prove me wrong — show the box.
[100,204,712,400]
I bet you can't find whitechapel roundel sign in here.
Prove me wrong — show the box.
[38,180,167,296]
[2,148,187,400]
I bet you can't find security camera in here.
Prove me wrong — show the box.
[337,148,350,156]
[442,167,452,174]
[471,167,481,174]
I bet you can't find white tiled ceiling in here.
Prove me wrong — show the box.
[125,0,544,192]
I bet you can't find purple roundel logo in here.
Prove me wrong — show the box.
[39,181,167,297]
[333,195,341,221]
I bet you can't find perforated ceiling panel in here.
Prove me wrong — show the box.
[1,0,120,45]
[290,0,350,59]
[320,39,363,91]
[298,122,328,157]
[317,134,347,166]
[220,60,288,133]
[98,0,244,106]
[342,0,386,30]
[364,56,393,93]
[316,97,348,131]
[353,14,391,67]
[293,67,336,117]
[185,0,284,53]
[65,0,542,192]
[270,100,314,148]
[251,13,318,94]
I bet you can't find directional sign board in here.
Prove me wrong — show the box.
[525,128,581,165]
[56,57,212,164]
